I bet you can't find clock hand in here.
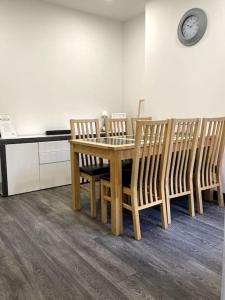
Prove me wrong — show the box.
[191,20,199,26]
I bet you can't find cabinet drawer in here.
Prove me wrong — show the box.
[40,161,71,189]
[39,150,70,164]
[39,141,70,164]
[39,141,69,152]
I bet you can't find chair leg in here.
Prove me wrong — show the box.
[90,178,97,218]
[101,182,107,224]
[166,197,171,225]
[160,202,168,230]
[132,210,141,240]
[196,187,203,214]
[218,181,224,208]
[99,181,101,201]
[188,189,195,217]
[120,195,127,235]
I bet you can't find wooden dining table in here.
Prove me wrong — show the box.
[70,133,205,236]
[70,136,136,236]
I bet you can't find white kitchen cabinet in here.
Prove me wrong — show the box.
[6,143,40,195]
[0,135,71,196]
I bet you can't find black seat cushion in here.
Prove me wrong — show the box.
[122,160,132,170]
[102,169,132,188]
[122,169,132,187]
[80,164,109,176]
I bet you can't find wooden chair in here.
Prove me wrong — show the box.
[101,120,170,240]
[165,118,201,224]
[105,118,129,137]
[70,119,109,218]
[195,117,225,214]
[105,117,131,169]
[131,117,152,136]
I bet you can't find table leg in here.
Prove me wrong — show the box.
[70,144,81,210]
[110,153,123,235]
[205,189,214,202]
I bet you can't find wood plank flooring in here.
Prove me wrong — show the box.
[0,185,224,300]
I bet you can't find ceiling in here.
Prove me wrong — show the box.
[42,0,145,21]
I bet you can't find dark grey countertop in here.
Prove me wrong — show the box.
[0,134,71,145]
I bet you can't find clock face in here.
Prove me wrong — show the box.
[182,15,200,40]
[178,8,207,46]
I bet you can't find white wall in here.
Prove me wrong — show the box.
[123,14,145,117]
[145,0,225,119]
[0,0,123,135]
[123,1,225,189]
[123,0,225,119]
[145,0,225,189]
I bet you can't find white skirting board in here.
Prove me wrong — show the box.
[222,157,225,192]
[221,156,225,300]
[221,218,225,300]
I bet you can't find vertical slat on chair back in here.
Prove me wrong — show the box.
[166,118,200,197]
[105,118,128,137]
[196,117,225,189]
[131,120,170,208]
[131,117,152,136]
[70,119,101,169]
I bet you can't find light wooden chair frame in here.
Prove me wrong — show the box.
[101,120,170,240]
[131,117,152,136]
[195,117,225,214]
[165,118,201,224]
[105,118,129,137]
[70,119,107,218]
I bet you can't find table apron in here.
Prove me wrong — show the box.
[72,144,135,161]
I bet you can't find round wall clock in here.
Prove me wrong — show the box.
[178,8,207,46]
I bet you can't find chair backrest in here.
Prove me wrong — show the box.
[166,118,200,198]
[130,120,170,208]
[105,118,128,137]
[131,117,152,136]
[196,117,225,189]
[70,119,100,140]
[70,119,102,168]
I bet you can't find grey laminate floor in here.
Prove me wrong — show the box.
[0,186,224,300]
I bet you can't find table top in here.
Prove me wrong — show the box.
[70,136,136,150]
[70,134,201,151]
